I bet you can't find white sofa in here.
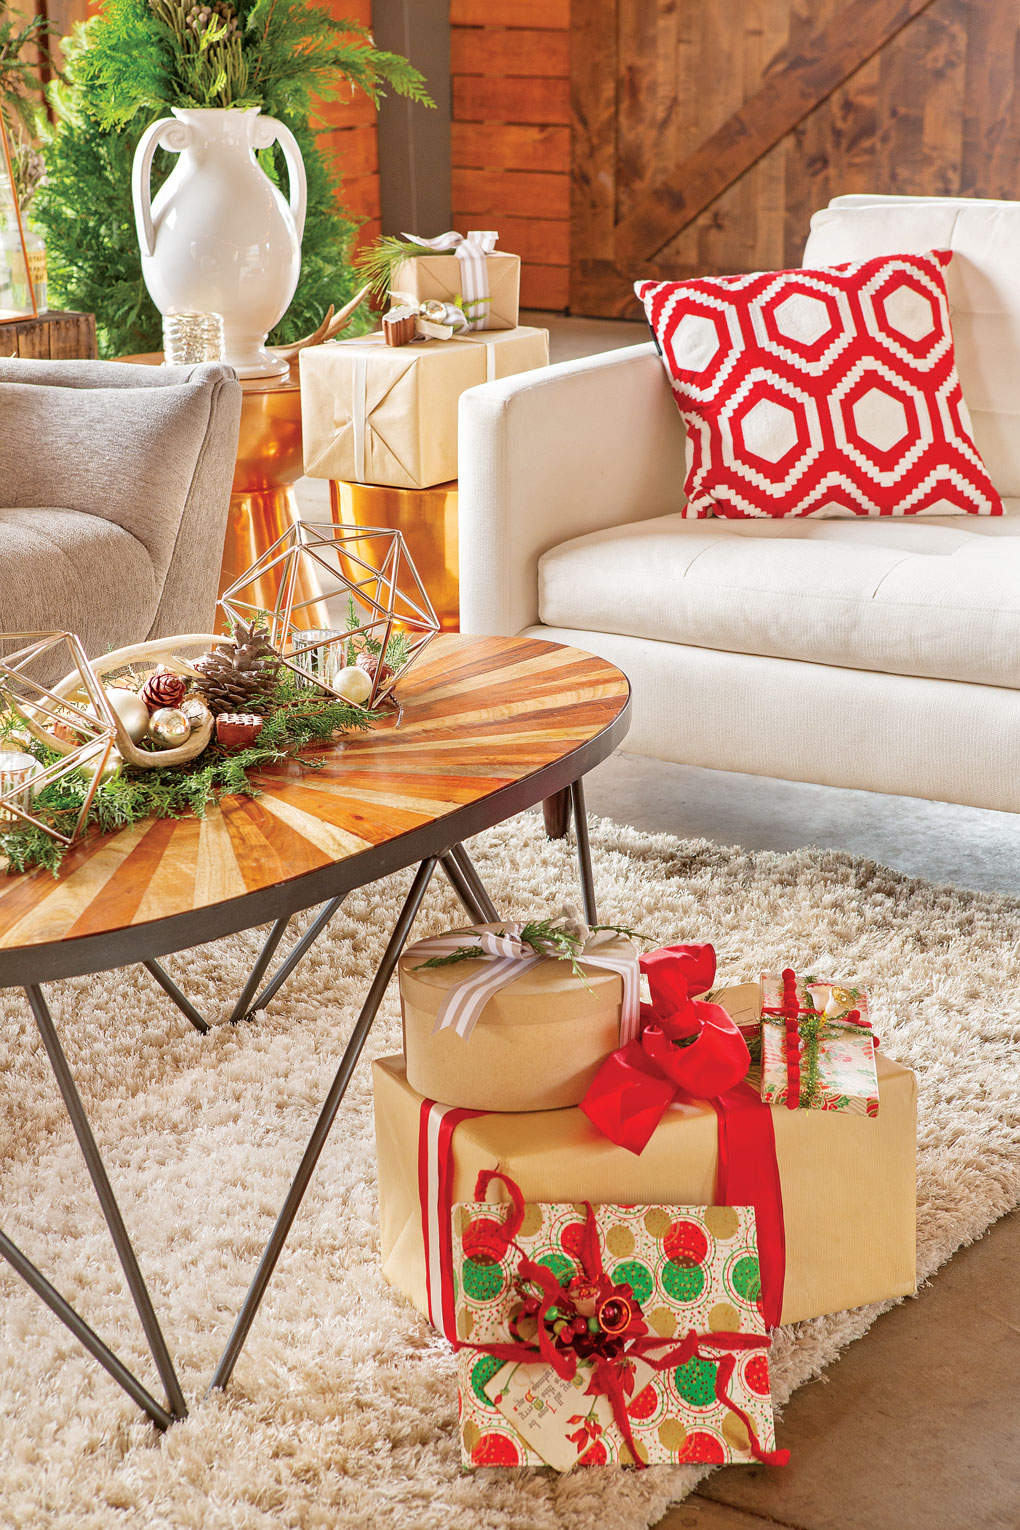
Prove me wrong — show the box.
[458,196,1020,816]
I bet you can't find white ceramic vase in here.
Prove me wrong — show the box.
[132,106,307,379]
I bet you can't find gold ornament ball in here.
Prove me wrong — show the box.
[333,665,374,706]
[77,748,123,785]
[148,707,192,749]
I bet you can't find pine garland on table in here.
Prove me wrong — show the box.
[33,0,433,356]
[0,676,377,878]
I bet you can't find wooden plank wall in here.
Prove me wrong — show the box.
[317,0,382,259]
[450,0,570,311]
[571,0,1020,318]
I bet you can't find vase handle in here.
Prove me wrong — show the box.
[132,117,193,259]
[254,116,307,244]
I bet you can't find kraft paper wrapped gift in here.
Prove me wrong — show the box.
[300,326,549,489]
[372,1038,916,1329]
[398,926,639,1112]
[391,249,520,330]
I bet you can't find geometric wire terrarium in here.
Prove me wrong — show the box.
[219,522,441,708]
[0,632,117,844]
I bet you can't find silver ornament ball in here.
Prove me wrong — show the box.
[148,707,192,749]
[180,695,214,732]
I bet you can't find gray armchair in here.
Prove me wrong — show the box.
[0,357,242,659]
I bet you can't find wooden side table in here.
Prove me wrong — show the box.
[0,309,97,360]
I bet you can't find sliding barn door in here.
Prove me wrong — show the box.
[571,0,1019,316]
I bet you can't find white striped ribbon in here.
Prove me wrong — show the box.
[401,229,499,331]
[407,925,642,1044]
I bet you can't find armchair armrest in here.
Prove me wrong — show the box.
[457,342,686,635]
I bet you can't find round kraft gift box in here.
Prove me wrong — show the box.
[398,928,636,1111]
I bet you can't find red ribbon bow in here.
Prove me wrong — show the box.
[580,944,751,1154]
[459,1171,787,1469]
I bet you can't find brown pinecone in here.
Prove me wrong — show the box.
[194,621,281,716]
[356,649,394,686]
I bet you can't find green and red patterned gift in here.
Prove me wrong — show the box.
[760,969,879,1115]
[453,1171,787,1470]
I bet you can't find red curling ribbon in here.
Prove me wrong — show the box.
[455,1175,788,1469]
[580,944,751,1154]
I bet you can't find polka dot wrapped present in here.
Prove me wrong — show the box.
[453,1171,787,1471]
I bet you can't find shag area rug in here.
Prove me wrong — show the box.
[1,814,1019,1530]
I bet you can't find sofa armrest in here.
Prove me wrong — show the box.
[0,357,235,390]
[457,341,686,636]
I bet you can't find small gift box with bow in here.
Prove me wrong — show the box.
[390,230,520,330]
[454,1170,787,1469]
[398,913,640,1112]
[760,970,879,1115]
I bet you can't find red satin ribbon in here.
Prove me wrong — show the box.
[580,944,751,1154]
[461,1170,788,1468]
[580,944,786,1328]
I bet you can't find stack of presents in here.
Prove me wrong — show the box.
[299,232,549,627]
[372,914,917,1472]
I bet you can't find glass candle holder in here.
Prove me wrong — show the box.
[0,749,38,824]
[288,628,348,691]
[163,311,225,366]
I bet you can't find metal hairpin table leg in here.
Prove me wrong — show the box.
[449,842,501,922]
[210,856,439,1392]
[441,848,494,923]
[244,896,347,1019]
[0,1229,173,1430]
[569,777,598,925]
[142,959,210,1035]
[22,985,188,1424]
[226,916,291,1024]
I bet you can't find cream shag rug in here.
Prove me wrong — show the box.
[2,814,1019,1530]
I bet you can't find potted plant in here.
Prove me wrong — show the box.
[33,0,431,357]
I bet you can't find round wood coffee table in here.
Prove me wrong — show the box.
[0,633,630,1427]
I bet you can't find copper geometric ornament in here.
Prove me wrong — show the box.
[0,631,117,845]
[219,522,441,707]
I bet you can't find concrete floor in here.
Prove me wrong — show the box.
[296,314,1020,1525]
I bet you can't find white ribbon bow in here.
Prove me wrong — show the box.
[409,924,641,1043]
[401,229,499,331]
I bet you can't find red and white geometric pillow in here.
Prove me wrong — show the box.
[635,251,1003,519]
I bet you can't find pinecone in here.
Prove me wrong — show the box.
[142,669,187,713]
[194,622,281,716]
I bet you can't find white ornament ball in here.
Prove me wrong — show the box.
[333,665,374,706]
[88,687,150,744]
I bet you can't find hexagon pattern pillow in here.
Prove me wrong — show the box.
[636,251,1003,519]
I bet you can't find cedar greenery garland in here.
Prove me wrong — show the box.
[0,667,378,877]
[33,0,432,357]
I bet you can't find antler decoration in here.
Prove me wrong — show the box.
[270,283,372,361]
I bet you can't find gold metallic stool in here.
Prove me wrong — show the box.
[328,479,460,632]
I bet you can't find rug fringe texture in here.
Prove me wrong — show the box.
[1,813,1018,1529]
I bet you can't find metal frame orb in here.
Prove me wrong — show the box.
[0,632,117,845]
[218,522,441,707]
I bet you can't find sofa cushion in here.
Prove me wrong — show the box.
[804,197,1020,501]
[635,251,1003,521]
[538,504,1020,690]
[0,508,158,670]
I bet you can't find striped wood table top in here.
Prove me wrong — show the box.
[0,634,630,984]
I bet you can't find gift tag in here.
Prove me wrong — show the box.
[483,1358,656,1471]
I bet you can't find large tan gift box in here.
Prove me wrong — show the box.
[398,929,637,1112]
[372,1048,916,1328]
[391,250,520,330]
[300,326,549,490]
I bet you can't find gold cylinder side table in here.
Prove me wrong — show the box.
[328,479,460,632]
